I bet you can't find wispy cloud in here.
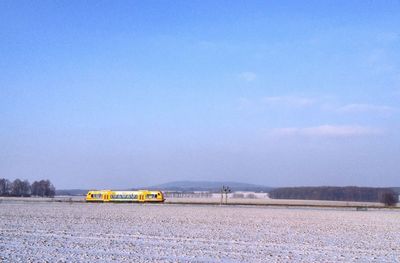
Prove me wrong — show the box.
[239,95,397,116]
[270,125,383,137]
[238,72,257,82]
[337,103,396,114]
[262,96,315,107]
[237,95,315,111]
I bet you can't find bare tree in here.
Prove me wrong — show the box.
[380,192,398,207]
[31,181,41,196]
[31,180,55,197]
[0,178,11,196]
[45,180,56,197]
[1,178,55,198]
[10,179,23,196]
[21,180,31,197]
[10,179,31,197]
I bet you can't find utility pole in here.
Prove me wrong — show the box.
[220,187,223,205]
[220,185,231,205]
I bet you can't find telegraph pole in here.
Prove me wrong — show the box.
[220,185,231,205]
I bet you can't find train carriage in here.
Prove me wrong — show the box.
[86,190,165,203]
[109,191,139,202]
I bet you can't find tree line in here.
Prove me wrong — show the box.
[0,178,55,197]
[269,186,399,206]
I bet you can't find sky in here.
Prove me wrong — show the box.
[1,1,400,189]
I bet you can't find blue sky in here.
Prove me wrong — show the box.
[1,1,400,188]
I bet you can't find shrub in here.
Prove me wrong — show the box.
[380,192,398,207]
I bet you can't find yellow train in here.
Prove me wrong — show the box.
[85,190,165,203]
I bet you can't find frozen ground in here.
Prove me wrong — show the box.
[1,202,399,262]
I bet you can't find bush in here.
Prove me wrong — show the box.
[246,193,256,199]
[232,193,244,198]
[380,192,398,207]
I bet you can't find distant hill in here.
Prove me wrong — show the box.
[143,181,273,193]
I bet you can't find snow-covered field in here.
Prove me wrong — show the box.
[1,202,399,262]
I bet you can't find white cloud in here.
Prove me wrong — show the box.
[262,96,315,107]
[270,125,383,137]
[239,72,257,82]
[337,103,396,114]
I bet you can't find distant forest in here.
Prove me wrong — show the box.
[269,186,399,204]
[0,178,55,197]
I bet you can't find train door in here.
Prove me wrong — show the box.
[139,194,145,202]
[102,192,110,202]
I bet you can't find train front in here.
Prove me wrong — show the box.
[85,190,110,202]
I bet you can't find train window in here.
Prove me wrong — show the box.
[92,194,102,199]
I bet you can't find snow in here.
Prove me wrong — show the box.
[1,202,399,262]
